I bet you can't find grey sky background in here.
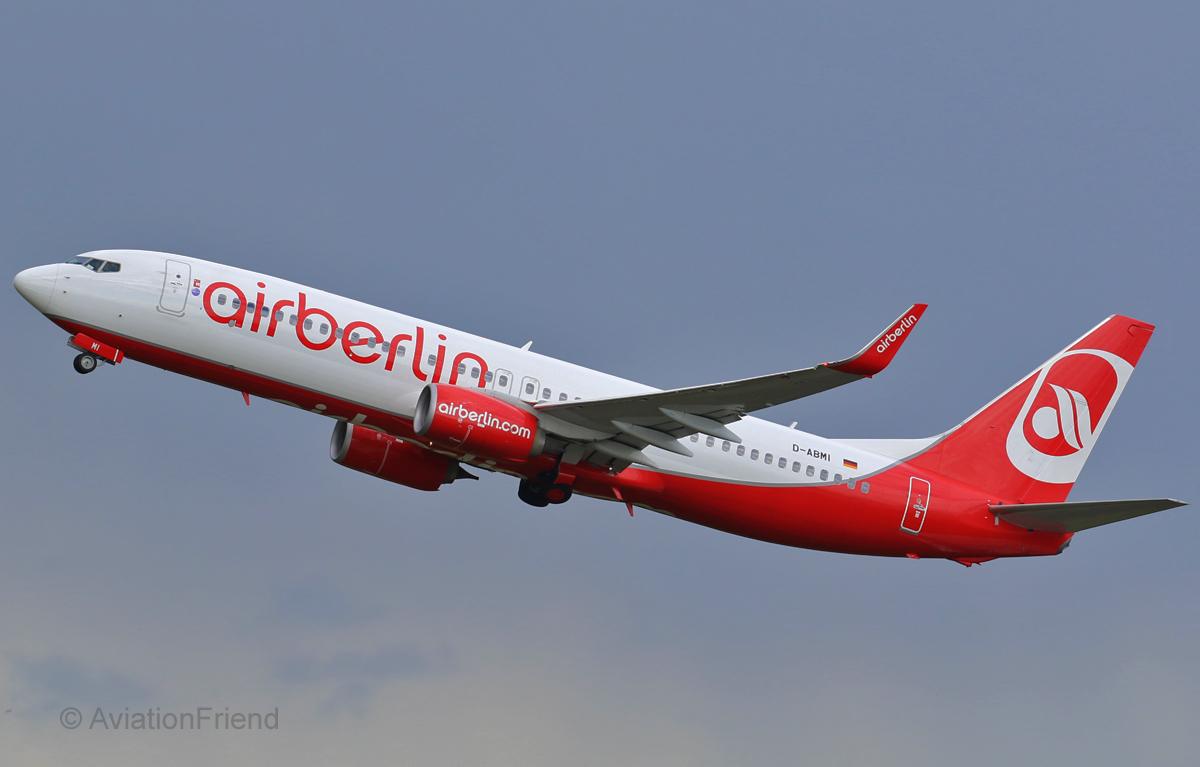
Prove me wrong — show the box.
[2,2,1198,764]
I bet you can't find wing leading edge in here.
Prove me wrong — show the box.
[533,304,927,469]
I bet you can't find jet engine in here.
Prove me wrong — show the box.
[330,421,470,491]
[413,383,544,461]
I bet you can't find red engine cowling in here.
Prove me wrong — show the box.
[330,421,461,491]
[414,384,544,461]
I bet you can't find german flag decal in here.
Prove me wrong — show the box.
[843,459,858,469]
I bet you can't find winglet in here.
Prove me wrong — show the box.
[827,304,927,377]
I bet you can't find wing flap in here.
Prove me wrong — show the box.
[991,498,1186,533]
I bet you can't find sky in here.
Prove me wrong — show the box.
[1,2,1198,764]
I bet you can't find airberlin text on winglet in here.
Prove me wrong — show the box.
[876,312,920,355]
[827,303,927,378]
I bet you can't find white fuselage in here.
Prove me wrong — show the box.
[30,250,898,485]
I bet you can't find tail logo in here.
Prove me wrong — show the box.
[1005,349,1133,484]
[1029,384,1091,449]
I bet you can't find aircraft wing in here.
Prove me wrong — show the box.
[991,498,1187,533]
[533,304,926,467]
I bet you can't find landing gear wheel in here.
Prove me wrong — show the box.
[544,484,573,505]
[73,353,99,374]
[517,479,550,507]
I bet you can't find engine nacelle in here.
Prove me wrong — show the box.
[330,421,461,491]
[414,383,544,461]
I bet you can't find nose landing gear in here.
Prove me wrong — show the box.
[67,332,124,375]
[73,353,99,374]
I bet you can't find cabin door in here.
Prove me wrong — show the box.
[159,259,192,315]
[900,477,932,534]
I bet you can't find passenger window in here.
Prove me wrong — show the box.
[289,315,298,326]
[848,480,856,489]
[100,261,121,273]
[247,302,255,312]
[427,354,436,366]
[806,465,815,477]
[792,461,801,472]
[751,449,759,460]
[85,258,104,271]
[525,382,535,395]
[396,346,406,357]
[304,318,313,330]
[485,371,494,383]
[542,388,551,400]
[558,392,567,401]
[217,294,227,306]
[765,453,773,464]
[861,482,870,493]
[320,323,329,335]
[335,328,343,338]
[275,311,284,322]
[706,436,715,447]
[737,445,745,456]
[457,363,466,375]
[496,374,506,386]
[722,441,731,452]
[820,469,829,481]
[834,473,842,483]
[233,298,241,309]
[368,337,376,348]
[381,342,390,352]
[691,434,700,443]
[472,367,480,379]
[778,457,787,468]
[260,305,268,317]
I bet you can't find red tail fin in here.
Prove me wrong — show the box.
[908,316,1155,503]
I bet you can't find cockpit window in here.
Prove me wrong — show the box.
[64,256,121,273]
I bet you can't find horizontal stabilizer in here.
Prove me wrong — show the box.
[991,498,1186,533]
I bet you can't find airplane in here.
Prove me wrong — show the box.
[13,250,1186,566]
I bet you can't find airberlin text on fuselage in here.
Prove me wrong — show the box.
[201,281,489,386]
[876,313,919,354]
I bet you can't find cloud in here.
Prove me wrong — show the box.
[9,655,153,716]
[275,644,456,717]
[268,580,377,627]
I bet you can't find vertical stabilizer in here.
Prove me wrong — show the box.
[908,316,1154,503]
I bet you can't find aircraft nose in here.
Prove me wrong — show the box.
[13,264,59,313]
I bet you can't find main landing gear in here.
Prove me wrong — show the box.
[73,353,99,374]
[517,477,574,507]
